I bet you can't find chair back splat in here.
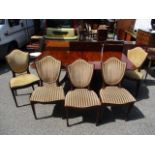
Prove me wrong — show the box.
[6,49,29,74]
[127,47,148,68]
[68,59,93,88]
[102,57,126,86]
[35,56,61,85]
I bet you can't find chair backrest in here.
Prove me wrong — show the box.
[6,49,29,74]
[35,56,61,84]
[68,59,94,88]
[102,57,126,86]
[127,47,148,68]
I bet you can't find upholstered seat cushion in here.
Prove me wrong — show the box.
[10,74,39,88]
[100,86,136,104]
[125,69,144,80]
[65,89,101,108]
[30,84,65,103]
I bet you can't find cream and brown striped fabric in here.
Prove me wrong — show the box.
[100,57,136,105]
[65,89,101,108]
[102,57,126,85]
[100,86,136,104]
[10,73,39,88]
[35,56,61,84]
[126,47,148,80]
[6,49,29,73]
[127,47,148,68]
[30,84,65,103]
[31,56,65,103]
[68,59,93,88]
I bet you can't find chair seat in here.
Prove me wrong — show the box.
[30,84,65,103]
[65,89,101,108]
[125,69,144,80]
[10,74,39,88]
[100,86,136,104]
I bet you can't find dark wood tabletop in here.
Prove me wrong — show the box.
[31,50,136,70]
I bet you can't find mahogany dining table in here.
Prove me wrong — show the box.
[31,50,136,70]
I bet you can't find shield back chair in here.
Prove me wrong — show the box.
[30,56,65,119]
[6,49,40,107]
[125,47,148,97]
[65,59,101,126]
[99,57,136,120]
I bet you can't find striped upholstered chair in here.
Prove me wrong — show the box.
[30,56,65,119]
[99,57,136,120]
[65,59,101,126]
[125,47,148,96]
[6,49,40,107]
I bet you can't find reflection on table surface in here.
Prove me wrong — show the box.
[32,50,136,70]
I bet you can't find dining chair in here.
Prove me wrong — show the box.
[30,56,65,119]
[125,47,148,96]
[6,49,40,107]
[99,57,136,120]
[65,59,101,126]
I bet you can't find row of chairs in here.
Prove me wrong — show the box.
[6,49,147,126]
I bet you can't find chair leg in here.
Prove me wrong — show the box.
[11,88,18,107]
[14,89,17,96]
[38,82,40,86]
[145,69,149,80]
[32,85,35,90]
[65,108,69,127]
[126,103,134,121]
[31,103,37,119]
[96,106,100,126]
[145,59,152,80]
[135,80,140,97]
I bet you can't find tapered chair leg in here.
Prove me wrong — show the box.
[126,103,134,121]
[31,103,37,119]
[38,82,40,86]
[145,69,149,81]
[65,108,69,127]
[14,89,17,96]
[32,85,35,90]
[11,88,18,107]
[145,59,152,80]
[96,106,100,126]
[136,80,140,97]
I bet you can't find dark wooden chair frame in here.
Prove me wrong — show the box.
[6,54,40,107]
[65,64,100,127]
[100,61,135,121]
[30,57,64,120]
